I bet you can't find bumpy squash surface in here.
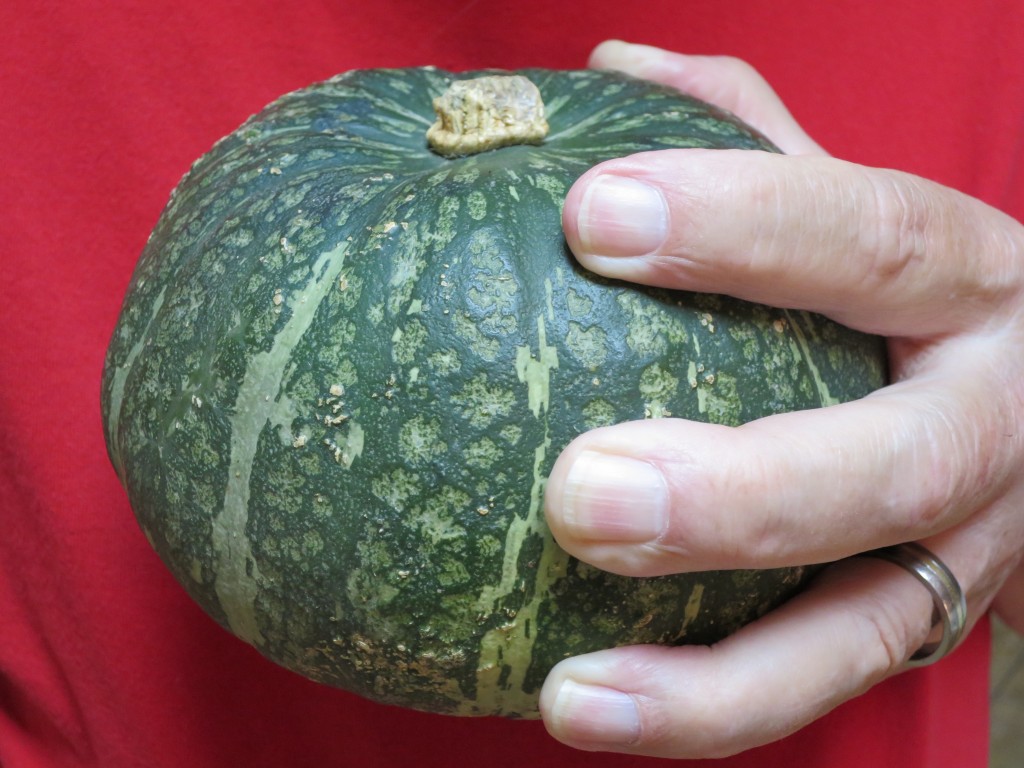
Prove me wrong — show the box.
[102,67,887,717]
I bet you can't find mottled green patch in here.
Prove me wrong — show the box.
[618,292,689,357]
[581,398,617,429]
[639,363,679,419]
[465,436,501,470]
[346,534,400,611]
[466,231,518,335]
[476,534,502,560]
[262,529,326,563]
[287,221,328,254]
[435,195,461,239]
[412,486,470,545]
[427,348,461,375]
[466,190,487,220]
[700,370,743,426]
[371,467,421,510]
[222,225,255,248]
[453,372,517,429]
[499,424,522,445]
[392,319,427,364]
[398,415,446,465]
[728,319,764,361]
[386,247,428,317]
[453,311,501,361]
[451,167,480,186]
[246,291,284,345]
[271,185,307,217]
[531,173,568,206]
[324,421,364,468]
[333,269,364,312]
[565,288,593,319]
[564,321,608,369]
[436,558,471,588]
[334,358,359,388]
[367,302,385,326]
[730,569,762,589]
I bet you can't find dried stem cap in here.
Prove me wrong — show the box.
[427,75,549,157]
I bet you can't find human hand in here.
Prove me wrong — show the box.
[539,40,1024,759]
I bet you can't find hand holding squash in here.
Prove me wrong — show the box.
[541,40,1024,759]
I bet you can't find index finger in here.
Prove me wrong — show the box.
[563,149,1024,338]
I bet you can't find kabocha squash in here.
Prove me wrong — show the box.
[101,67,887,717]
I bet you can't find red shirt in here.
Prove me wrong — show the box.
[3,2,1020,766]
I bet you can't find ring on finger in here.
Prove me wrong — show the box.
[859,542,967,667]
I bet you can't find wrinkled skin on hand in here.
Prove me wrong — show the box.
[539,40,1024,760]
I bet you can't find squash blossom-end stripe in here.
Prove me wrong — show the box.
[782,309,839,407]
[106,285,168,481]
[212,241,348,645]
[471,315,562,714]
[673,583,706,641]
[515,314,559,420]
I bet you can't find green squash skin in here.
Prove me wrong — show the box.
[101,67,887,718]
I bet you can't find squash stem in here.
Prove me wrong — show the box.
[427,75,549,157]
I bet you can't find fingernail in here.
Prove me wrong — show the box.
[551,680,641,745]
[577,175,668,256]
[562,451,668,542]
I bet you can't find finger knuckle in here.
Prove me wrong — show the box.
[712,55,764,84]
[859,170,933,285]
[860,170,1024,318]
[710,162,799,280]
[907,400,972,529]
[714,440,801,566]
[853,594,919,674]
[896,382,1017,537]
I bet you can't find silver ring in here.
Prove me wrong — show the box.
[859,542,967,667]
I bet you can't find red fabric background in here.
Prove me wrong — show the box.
[2,2,1020,766]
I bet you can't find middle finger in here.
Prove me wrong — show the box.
[544,342,1018,576]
